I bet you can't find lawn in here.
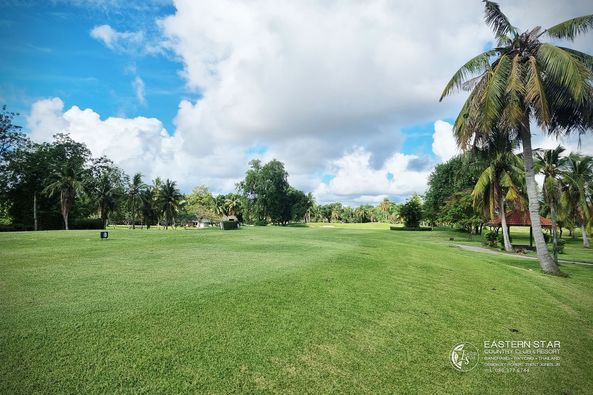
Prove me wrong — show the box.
[1,226,592,394]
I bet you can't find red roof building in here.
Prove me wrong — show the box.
[487,209,552,227]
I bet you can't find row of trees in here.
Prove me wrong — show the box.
[1,111,319,229]
[440,1,593,274]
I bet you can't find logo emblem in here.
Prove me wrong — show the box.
[450,343,479,372]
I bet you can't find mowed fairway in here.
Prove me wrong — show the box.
[1,227,593,394]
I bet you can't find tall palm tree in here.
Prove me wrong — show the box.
[94,172,122,229]
[562,154,592,248]
[535,146,567,261]
[159,179,182,229]
[471,130,524,252]
[127,173,144,229]
[43,166,85,230]
[139,188,157,229]
[440,1,593,274]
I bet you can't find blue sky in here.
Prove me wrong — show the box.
[0,1,186,133]
[2,0,591,205]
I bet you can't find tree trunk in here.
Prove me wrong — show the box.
[581,223,590,248]
[550,202,559,264]
[132,201,136,230]
[521,130,560,274]
[33,191,38,231]
[61,191,69,230]
[499,195,512,252]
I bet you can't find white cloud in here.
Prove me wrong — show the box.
[432,120,458,162]
[133,76,146,105]
[313,147,432,205]
[90,24,144,52]
[25,1,593,204]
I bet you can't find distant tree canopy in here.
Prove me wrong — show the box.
[399,194,424,228]
[238,159,312,225]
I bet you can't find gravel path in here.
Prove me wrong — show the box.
[454,244,593,266]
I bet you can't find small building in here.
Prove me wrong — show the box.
[487,209,552,248]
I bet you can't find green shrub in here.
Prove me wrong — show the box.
[70,218,104,230]
[483,230,498,247]
[556,239,566,254]
[390,226,432,231]
[220,221,239,230]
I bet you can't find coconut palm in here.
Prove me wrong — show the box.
[127,173,145,229]
[440,1,593,274]
[159,179,182,229]
[561,154,592,248]
[140,188,158,229]
[224,194,242,217]
[94,172,123,228]
[43,166,85,230]
[535,146,567,261]
[471,129,524,252]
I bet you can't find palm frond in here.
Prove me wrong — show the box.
[537,43,592,103]
[525,55,551,126]
[546,15,593,41]
[557,47,593,72]
[480,54,511,129]
[440,49,497,100]
[483,1,517,37]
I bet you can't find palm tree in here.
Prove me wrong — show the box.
[535,146,567,261]
[127,173,144,229]
[562,154,592,248]
[471,130,524,252]
[43,166,85,230]
[140,188,158,229]
[159,179,182,229]
[440,1,593,274]
[94,172,122,228]
[224,194,242,217]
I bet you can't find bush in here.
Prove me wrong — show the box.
[556,239,566,254]
[483,230,498,247]
[70,218,105,230]
[390,226,432,231]
[220,221,239,230]
[496,232,512,249]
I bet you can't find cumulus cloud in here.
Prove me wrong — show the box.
[90,24,144,52]
[313,147,433,205]
[26,0,593,203]
[432,120,458,162]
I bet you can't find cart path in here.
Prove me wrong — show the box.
[454,244,593,266]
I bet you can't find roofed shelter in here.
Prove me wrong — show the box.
[487,209,552,248]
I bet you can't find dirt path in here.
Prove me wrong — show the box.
[454,244,593,266]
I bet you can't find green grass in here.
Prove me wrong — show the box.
[1,226,593,394]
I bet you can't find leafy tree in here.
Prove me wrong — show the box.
[561,154,592,247]
[0,105,25,165]
[440,190,483,234]
[424,153,479,224]
[399,194,424,228]
[238,159,291,224]
[536,146,568,260]
[186,185,217,221]
[440,1,593,274]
